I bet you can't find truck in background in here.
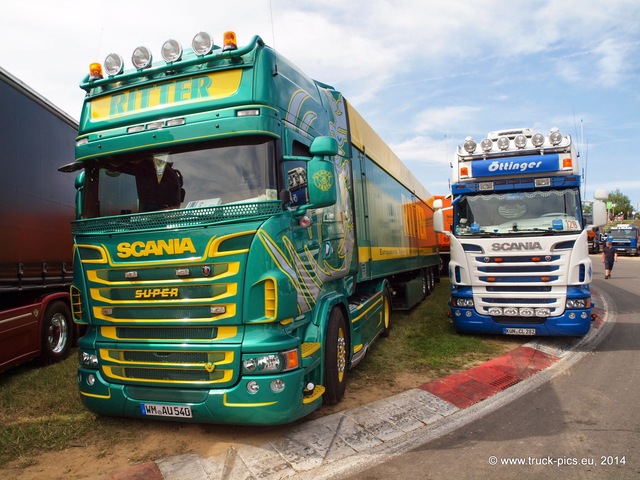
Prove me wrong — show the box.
[0,67,78,373]
[607,224,640,256]
[433,194,453,274]
[434,127,606,336]
[60,31,439,424]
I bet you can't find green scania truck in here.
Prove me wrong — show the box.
[60,31,439,425]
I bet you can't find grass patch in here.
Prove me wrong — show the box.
[0,357,144,467]
[0,278,520,468]
[348,279,518,385]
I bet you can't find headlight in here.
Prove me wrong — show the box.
[480,138,492,152]
[192,31,214,55]
[566,299,588,309]
[161,39,183,62]
[453,297,474,308]
[242,349,299,374]
[464,137,477,154]
[132,46,153,69]
[549,128,563,145]
[532,133,545,147]
[104,53,124,76]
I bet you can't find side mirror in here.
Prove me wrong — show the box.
[74,171,85,220]
[295,136,338,213]
[592,199,607,227]
[309,136,338,157]
[433,198,443,210]
[434,209,445,233]
[302,157,337,211]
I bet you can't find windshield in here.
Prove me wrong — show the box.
[454,189,582,236]
[610,229,637,239]
[81,137,278,218]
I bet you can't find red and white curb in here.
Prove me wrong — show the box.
[110,289,610,480]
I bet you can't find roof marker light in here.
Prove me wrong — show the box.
[223,31,238,51]
[104,53,124,76]
[192,32,214,55]
[161,39,183,63]
[132,46,153,70]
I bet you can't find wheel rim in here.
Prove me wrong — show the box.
[336,326,346,382]
[384,294,391,329]
[47,313,69,353]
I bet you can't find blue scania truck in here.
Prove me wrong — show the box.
[435,127,606,336]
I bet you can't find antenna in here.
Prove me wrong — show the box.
[269,0,279,77]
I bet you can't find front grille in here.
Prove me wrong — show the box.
[492,316,546,325]
[116,326,217,340]
[72,202,282,234]
[116,367,224,382]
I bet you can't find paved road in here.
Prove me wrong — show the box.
[344,255,640,479]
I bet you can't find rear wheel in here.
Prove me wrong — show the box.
[422,269,431,297]
[39,301,72,364]
[323,308,348,405]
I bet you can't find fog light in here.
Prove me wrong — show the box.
[270,379,285,393]
[568,312,576,319]
[535,308,551,317]
[87,374,96,386]
[520,308,534,317]
[504,307,518,316]
[488,307,503,315]
[246,380,259,394]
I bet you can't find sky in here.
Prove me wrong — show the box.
[3,0,640,212]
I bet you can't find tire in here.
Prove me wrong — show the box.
[427,267,436,293]
[323,308,348,405]
[39,301,73,364]
[379,286,392,338]
[422,269,431,297]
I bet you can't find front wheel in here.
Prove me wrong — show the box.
[39,301,72,364]
[379,286,392,338]
[323,308,348,405]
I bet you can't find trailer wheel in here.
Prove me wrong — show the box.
[380,286,392,338]
[39,301,72,364]
[422,269,431,297]
[323,307,348,405]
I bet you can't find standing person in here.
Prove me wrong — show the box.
[602,241,617,279]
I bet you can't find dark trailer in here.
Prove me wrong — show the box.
[0,66,78,372]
